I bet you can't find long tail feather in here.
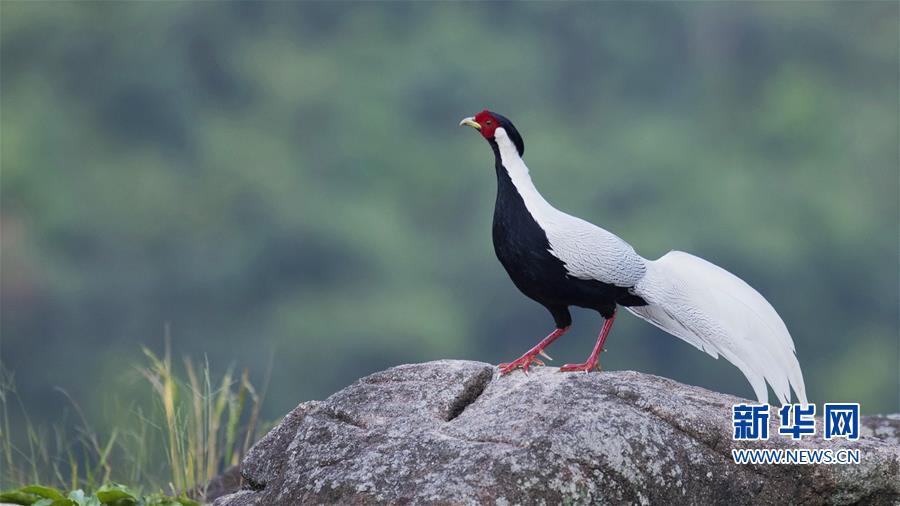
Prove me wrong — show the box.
[629,251,807,405]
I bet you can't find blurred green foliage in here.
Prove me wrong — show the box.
[1,0,897,437]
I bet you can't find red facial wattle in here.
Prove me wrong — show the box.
[474,110,500,139]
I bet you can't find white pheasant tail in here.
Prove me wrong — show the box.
[628,252,808,405]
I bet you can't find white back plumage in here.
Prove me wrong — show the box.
[629,251,807,405]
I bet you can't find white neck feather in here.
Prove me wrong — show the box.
[495,128,555,218]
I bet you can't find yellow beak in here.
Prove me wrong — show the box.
[459,117,481,130]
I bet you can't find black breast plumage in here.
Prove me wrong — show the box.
[489,142,645,325]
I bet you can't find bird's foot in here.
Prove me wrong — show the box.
[498,352,545,375]
[559,360,602,373]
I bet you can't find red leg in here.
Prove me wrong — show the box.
[560,309,617,373]
[499,326,569,375]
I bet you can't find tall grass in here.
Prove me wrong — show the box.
[138,347,260,495]
[0,344,265,501]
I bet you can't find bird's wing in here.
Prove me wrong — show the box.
[542,213,647,288]
[628,250,807,405]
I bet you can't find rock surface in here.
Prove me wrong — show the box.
[214,360,900,505]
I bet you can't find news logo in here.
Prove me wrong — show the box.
[731,402,862,464]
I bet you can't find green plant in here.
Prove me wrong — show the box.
[138,346,259,495]
[0,483,199,506]
[0,345,264,501]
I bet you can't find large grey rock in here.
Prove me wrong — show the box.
[214,360,900,505]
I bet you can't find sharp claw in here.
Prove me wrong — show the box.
[538,350,553,361]
[559,362,600,373]
[498,352,549,376]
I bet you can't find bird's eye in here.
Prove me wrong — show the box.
[485,120,493,126]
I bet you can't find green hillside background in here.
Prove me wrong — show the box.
[2,1,897,441]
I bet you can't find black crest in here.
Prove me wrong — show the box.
[490,111,525,157]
